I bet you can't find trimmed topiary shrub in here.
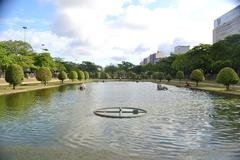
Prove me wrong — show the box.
[176,71,184,81]
[68,71,78,81]
[158,72,165,82]
[84,71,89,80]
[152,72,159,81]
[166,74,172,82]
[216,67,239,90]
[78,70,85,81]
[36,67,52,86]
[190,69,204,86]
[5,64,24,89]
[58,71,67,83]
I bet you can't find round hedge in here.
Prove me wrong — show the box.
[36,67,52,85]
[84,71,89,80]
[190,69,204,86]
[5,64,24,89]
[158,72,165,82]
[176,71,184,81]
[58,71,67,83]
[166,74,172,82]
[78,70,85,81]
[68,71,78,81]
[216,67,239,90]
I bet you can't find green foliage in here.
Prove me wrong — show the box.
[158,72,165,82]
[68,71,78,81]
[36,67,52,85]
[152,72,159,80]
[104,64,118,76]
[100,72,111,79]
[5,64,24,89]
[118,61,135,72]
[126,71,136,79]
[166,74,172,82]
[58,71,67,83]
[79,61,101,73]
[176,71,184,81]
[190,69,204,86]
[84,71,89,80]
[216,67,239,90]
[211,60,232,73]
[78,70,85,81]
[34,53,55,70]
[54,58,66,72]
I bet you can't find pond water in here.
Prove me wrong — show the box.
[0,82,240,159]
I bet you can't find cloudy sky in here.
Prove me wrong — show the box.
[0,0,238,66]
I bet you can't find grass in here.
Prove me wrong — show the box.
[0,79,86,96]
[160,79,240,97]
[1,78,240,97]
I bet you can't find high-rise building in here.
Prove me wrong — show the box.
[213,5,240,43]
[174,46,190,54]
[140,51,165,65]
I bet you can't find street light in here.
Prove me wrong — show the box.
[22,26,27,42]
[41,44,49,52]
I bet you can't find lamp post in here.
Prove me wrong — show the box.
[41,44,49,52]
[22,26,27,42]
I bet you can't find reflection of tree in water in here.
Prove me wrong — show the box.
[210,97,240,141]
[0,91,37,118]
[58,86,67,93]
[36,88,57,104]
[58,85,78,93]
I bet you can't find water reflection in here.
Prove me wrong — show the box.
[0,92,37,119]
[0,82,240,159]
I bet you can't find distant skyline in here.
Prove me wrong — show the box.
[0,0,238,66]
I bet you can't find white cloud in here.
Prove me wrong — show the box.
[1,0,237,66]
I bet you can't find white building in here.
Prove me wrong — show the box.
[140,51,165,65]
[213,5,240,43]
[174,46,190,54]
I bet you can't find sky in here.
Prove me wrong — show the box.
[0,0,238,66]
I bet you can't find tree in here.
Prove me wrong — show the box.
[36,67,52,86]
[79,61,99,73]
[118,61,135,72]
[166,74,172,82]
[84,71,89,80]
[78,70,85,81]
[5,64,24,89]
[34,52,55,70]
[152,72,159,81]
[216,67,239,90]
[190,69,204,86]
[211,60,232,74]
[158,72,165,82]
[104,64,118,77]
[176,71,184,82]
[58,71,67,83]
[68,71,78,81]
[100,72,111,79]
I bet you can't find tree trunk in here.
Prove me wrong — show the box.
[196,81,198,87]
[226,84,230,91]
[13,85,16,90]
[44,81,47,86]
[62,80,64,84]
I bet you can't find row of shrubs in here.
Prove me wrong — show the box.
[5,64,90,89]
[170,67,239,90]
